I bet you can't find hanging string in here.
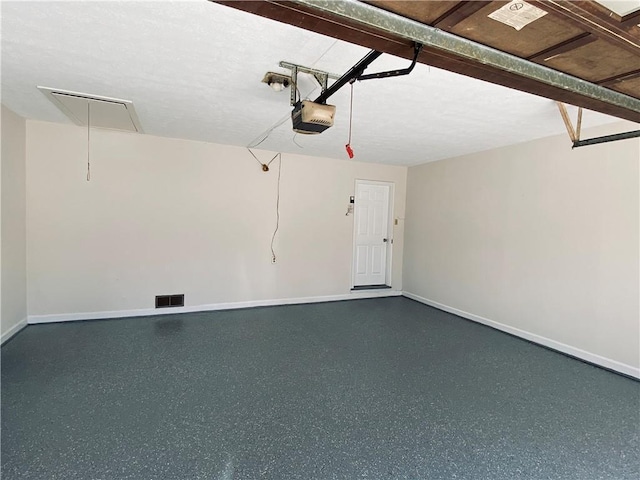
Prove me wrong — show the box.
[348,81,354,145]
[270,153,282,263]
[345,81,355,158]
[267,153,279,166]
[246,147,263,166]
[86,102,91,181]
[246,148,280,172]
[246,149,283,262]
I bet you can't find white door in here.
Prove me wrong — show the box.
[353,181,391,286]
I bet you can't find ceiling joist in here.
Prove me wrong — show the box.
[526,33,596,62]
[432,1,492,30]
[529,0,640,53]
[597,68,640,87]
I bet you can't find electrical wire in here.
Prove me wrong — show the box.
[267,152,279,166]
[270,153,282,263]
[246,147,264,166]
[247,148,280,170]
[246,41,337,263]
[246,40,339,151]
[246,81,319,150]
[310,39,339,67]
[246,112,291,149]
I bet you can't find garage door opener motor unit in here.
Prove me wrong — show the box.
[266,43,422,136]
[291,100,336,134]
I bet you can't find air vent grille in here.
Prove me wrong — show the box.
[311,118,331,125]
[155,294,184,308]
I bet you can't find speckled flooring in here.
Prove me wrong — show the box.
[2,297,639,479]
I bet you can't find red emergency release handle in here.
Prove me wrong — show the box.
[345,144,354,159]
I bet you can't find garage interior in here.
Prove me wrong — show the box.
[1,0,638,478]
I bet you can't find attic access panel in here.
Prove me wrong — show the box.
[596,0,640,16]
[38,87,144,133]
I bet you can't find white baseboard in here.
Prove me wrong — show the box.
[27,289,403,325]
[1,317,28,345]
[402,291,640,379]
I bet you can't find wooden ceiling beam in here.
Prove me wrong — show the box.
[418,44,638,120]
[527,32,597,62]
[213,0,640,123]
[432,1,492,30]
[620,10,640,28]
[597,68,640,87]
[529,0,639,54]
[216,0,411,51]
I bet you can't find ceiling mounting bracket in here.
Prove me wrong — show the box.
[278,61,339,106]
[557,101,640,148]
[278,41,422,108]
[572,129,640,148]
[357,42,422,81]
[314,42,422,105]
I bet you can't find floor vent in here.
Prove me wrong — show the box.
[351,285,391,291]
[155,294,185,308]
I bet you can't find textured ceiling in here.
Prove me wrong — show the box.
[1,0,622,166]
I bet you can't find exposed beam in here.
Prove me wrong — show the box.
[576,106,583,140]
[564,0,640,34]
[557,102,577,142]
[558,103,640,148]
[620,10,640,28]
[530,0,640,54]
[214,0,640,123]
[527,33,596,62]
[597,68,640,87]
[433,1,491,30]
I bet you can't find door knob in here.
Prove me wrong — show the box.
[383,238,388,242]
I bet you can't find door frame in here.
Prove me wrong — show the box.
[351,179,395,289]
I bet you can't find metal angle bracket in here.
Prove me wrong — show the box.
[280,41,420,106]
[279,61,339,106]
[313,42,421,105]
[357,42,423,81]
[557,101,640,148]
[572,129,640,148]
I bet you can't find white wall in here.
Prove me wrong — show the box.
[404,121,640,377]
[1,105,28,342]
[26,120,406,320]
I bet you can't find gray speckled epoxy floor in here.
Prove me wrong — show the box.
[1,297,639,479]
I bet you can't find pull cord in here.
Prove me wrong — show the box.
[345,81,354,159]
[87,102,91,181]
